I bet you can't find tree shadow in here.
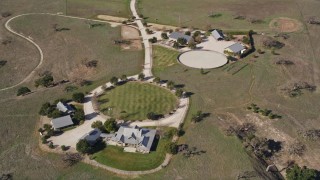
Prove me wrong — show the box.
[89,140,106,154]
[174,84,185,88]
[184,92,194,97]
[85,112,99,120]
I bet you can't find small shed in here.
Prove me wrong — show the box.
[56,101,74,114]
[212,30,224,40]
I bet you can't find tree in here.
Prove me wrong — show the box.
[153,77,160,84]
[91,120,105,132]
[76,139,91,154]
[165,142,178,154]
[104,118,117,133]
[167,81,175,90]
[173,42,180,49]
[48,109,63,118]
[72,92,85,103]
[185,31,191,36]
[147,112,157,120]
[175,88,184,98]
[138,73,145,80]
[177,37,187,45]
[73,109,85,123]
[39,102,55,116]
[110,76,118,85]
[61,145,68,151]
[121,74,127,81]
[286,164,318,180]
[161,32,168,39]
[191,111,204,123]
[62,153,83,167]
[35,74,54,87]
[148,37,157,43]
[17,87,31,96]
[188,38,197,49]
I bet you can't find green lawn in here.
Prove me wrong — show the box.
[67,0,131,18]
[152,45,180,75]
[93,138,168,171]
[98,82,178,120]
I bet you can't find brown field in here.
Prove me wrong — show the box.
[1,0,320,179]
[121,25,142,50]
[269,17,303,32]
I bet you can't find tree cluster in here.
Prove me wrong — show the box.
[298,129,320,141]
[39,102,64,118]
[307,16,320,25]
[91,118,117,133]
[72,92,85,103]
[281,82,316,97]
[35,74,54,87]
[263,38,285,49]
[286,164,319,180]
[62,153,83,167]
[247,104,282,119]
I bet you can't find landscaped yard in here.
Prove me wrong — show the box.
[98,82,178,120]
[152,45,179,74]
[93,137,168,171]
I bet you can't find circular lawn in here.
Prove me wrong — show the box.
[98,82,178,120]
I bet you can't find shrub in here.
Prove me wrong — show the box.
[35,74,54,87]
[165,142,178,154]
[17,87,31,96]
[104,118,117,133]
[147,112,157,120]
[72,92,85,103]
[110,76,118,85]
[286,164,319,180]
[148,37,157,43]
[161,32,168,39]
[64,85,78,92]
[138,73,145,80]
[76,139,91,154]
[61,145,68,151]
[0,60,7,67]
[175,89,184,98]
[177,37,187,45]
[48,142,54,149]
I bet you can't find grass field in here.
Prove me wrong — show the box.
[67,0,131,18]
[1,0,320,179]
[93,138,168,171]
[152,45,180,75]
[3,14,143,89]
[98,82,178,120]
[137,0,302,31]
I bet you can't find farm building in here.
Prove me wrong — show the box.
[56,101,74,114]
[225,43,246,54]
[212,30,224,40]
[169,32,192,42]
[51,115,74,131]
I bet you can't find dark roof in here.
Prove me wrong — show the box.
[226,43,245,53]
[51,115,74,129]
[169,32,191,42]
[212,30,224,40]
[81,129,102,143]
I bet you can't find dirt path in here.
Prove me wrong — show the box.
[0,13,119,92]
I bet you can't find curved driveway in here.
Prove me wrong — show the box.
[1,13,118,92]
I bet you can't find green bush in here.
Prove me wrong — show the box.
[72,92,85,103]
[76,139,91,154]
[17,87,31,96]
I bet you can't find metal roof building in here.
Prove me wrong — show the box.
[211,30,224,40]
[51,115,74,130]
[225,43,246,54]
[169,32,192,42]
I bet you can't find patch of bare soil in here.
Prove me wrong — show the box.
[96,15,126,23]
[121,25,142,50]
[269,17,303,33]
